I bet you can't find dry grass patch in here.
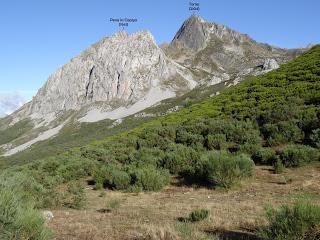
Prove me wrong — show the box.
[48,163,320,240]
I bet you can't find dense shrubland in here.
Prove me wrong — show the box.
[0,46,319,239]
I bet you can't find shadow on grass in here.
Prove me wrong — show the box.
[176,217,189,222]
[171,175,213,189]
[205,229,260,240]
[97,208,111,213]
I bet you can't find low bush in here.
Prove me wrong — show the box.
[161,144,200,174]
[279,144,319,167]
[252,147,276,165]
[262,121,304,146]
[111,170,131,190]
[129,166,171,191]
[238,142,261,155]
[274,158,285,174]
[176,129,204,147]
[189,209,209,222]
[207,152,254,188]
[0,187,51,240]
[38,156,96,183]
[67,181,87,210]
[310,128,320,149]
[205,134,227,150]
[188,151,254,188]
[93,165,128,190]
[0,172,49,208]
[258,202,320,240]
[130,147,165,167]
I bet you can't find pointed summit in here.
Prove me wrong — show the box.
[171,15,209,52]
[171,15,255,53]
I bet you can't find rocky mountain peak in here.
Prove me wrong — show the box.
[1,15,307,157]
[171,15,253,53]
[12,16,303,126]
[165,15,306,89]
[112,31,129,39]
[107,30,156,45]
[14,30,195,124]
[171,15,209,52]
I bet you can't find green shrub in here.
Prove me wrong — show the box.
[259,103,298,125]
[206,152,254,188]
[94,182,104,190]
[111,170,131,190]
[93,165,129,190]
[81,146,112,162]
[67,181,86,209]
[189,209,209,222]
[190,151,254,188]
[262,121,304,146]
[176,128,204,147]
[238,142,261,155]
[161,144,200,174]
[41,189,64,208]
[130,147,165,167]
[94,164,170,191]
[0,187,51,240]
[280,144,319,167]
[258,202,320,240]
[205,134,227,150]
[129,166,170,191]
[138,128,173,150]
[0,172,48,208]
[93,165,111,190]
[235,154,256,177]
[202,120,263,154]
[225,121,262,146]
[310,128,320,149]
[274,158,285,174]
[252,148,277,165]
[162,151,185,174]
[55,157,97,183]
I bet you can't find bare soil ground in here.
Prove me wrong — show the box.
[48,163,320,240]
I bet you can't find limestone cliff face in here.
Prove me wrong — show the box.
[26,31,194,119]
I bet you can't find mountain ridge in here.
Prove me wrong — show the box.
[0,15,310,157]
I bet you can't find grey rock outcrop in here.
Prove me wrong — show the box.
[262,58,279,71]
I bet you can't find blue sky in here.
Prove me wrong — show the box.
[0,0,319,101]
